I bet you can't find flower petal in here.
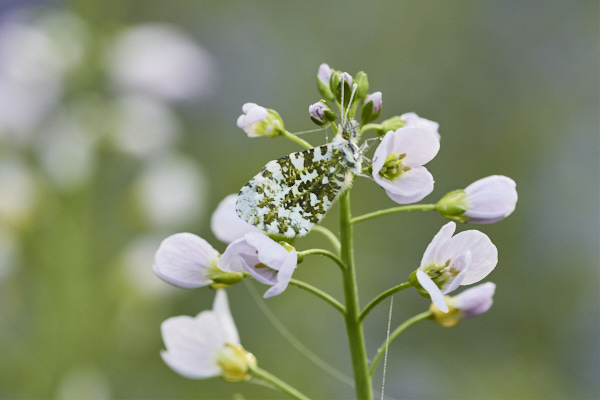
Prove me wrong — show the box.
[465,175,517,223]
[450,282,496,317]
[160,314,221,378]
[381,166,434,204]
[420,222,456,267]
[448,230,498,286]
[210,194,258,244]
[153,233,218,288]
[390,127,440,166]
[212,289,240,345]
[263,250,297,298]
[417,269,448,313]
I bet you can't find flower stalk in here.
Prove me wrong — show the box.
[339,190,373,400]
[249,365,311,400]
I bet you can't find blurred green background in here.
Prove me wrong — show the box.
[0,0,597,399]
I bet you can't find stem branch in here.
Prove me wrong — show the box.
[288,279,345,314]
[250,365,311,400]
[369,311,432,376]
[351,204,437,224]
[359,281,414,322]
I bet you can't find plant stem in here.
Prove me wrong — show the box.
[310,225,341,253]
[250,365,311,400]
[282,130,313,149]
[369,311,432,376]
[298,249,345,270]
[351,204,437,224]
[359,281,414,322]
[339,191,373,400]
[289,279,345,314]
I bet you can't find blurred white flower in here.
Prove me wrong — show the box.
[106,24,217,102]
[56,366,111,400]
[0,226,19,281]
[111,95,180,157]
[0,9,87,141]
[118,235,173,296]
[35,108,97,191]
[134,154,207,230]
[0,157,38,228]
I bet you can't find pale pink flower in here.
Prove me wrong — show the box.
[161,290,256,381]
[236,103,284,138]
[153,233,219,289]
[372,127,440,204]
[218,232,297,298]
[416,222,498,313]
[464,175,517,223]
[401,112,440,140]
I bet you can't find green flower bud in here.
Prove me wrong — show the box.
[378,116,406,135]
[436,189,469,223]
[360,92,382,124]
[317,63,335,101]
[354,71,369,101]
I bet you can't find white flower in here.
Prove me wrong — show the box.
[416,222,498,313]
[463,175,517,223]
[161,290,256,381]
[153,233,220,289]
[106,24,216,102]
[372,127,440,204]
[430,282,497,327]
[448,282,496,317]
[401,112,440,140]
[236,103,284,138]
[210,194,259,244]
[218,232,297,298]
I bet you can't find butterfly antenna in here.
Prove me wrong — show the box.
[344,83,358,125]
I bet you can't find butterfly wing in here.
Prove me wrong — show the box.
[236,144,354,237]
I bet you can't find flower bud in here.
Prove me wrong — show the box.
[430,283,496,327]
[375,116,405,136]
[317,63,334,101]
[360,91,382,124]
[354,71,369,101]
[333,72,354,108]
[436,189,469,223]
[236,103,285,138]
[308,100,337,126]
[437,176,517,224]
[218,343,257,382]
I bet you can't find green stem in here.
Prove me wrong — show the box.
[351,204,437,224]
[359,281,414,322]
[369,311,432,376]
[339,191,373,400]
[288,279,345,314]
[310,225,341,253]
[298,249,345,270]
[359,123,382,134]
[282,130,313,149]
[249,365,311,400]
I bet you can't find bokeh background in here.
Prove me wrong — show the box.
[0,0,597,399]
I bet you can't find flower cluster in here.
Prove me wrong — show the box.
[154,64,518,395]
